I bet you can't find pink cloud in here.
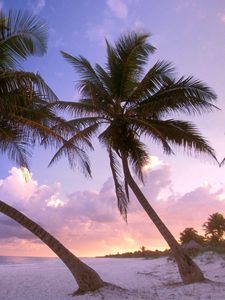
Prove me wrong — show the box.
[0,164,224,256]
[220,14,225,23]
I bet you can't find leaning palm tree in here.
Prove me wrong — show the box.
[0,200,104,294]
[0,10,105,294]
[54,32,218,284]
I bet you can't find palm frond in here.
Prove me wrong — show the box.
[50,116,103,137]
[144,119,216,159]
[61,51,110,101]
[105,32,156,98]
[138,75,217,117]
[129,60,175,101]
[11,115,65,148]
[0,122,31,168]
[48,135,92,177]
[109,148,129,221]
[95,64,113,97]
[0,70,58,103]
[130,118,174,155]
[127,138,149,181]
[0,10,48,68]
[49,100,103,117]
[48,124,99,176]
[117,32,156,98]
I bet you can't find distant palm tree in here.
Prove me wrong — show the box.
[203,212,225,245]
[0,10,104,294]
[179,227,205,246]
[55,32,217,284]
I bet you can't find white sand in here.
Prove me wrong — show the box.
[0,252,225,300]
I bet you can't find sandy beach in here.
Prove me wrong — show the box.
[0,252,225,299]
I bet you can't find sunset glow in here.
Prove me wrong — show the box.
[0,0,225,258]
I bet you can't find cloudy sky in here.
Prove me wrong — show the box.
[0,0,225,257]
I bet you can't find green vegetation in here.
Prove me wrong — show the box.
[104,212,225,259]
[180,212,225,248]
[179,228,205,246]
[203,212,225,246]
[103,247,170,259]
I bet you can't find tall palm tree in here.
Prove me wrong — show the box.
[203,212,225,245]
[0,10,104,294]
[54,32,218,284]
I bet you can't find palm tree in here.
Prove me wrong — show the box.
[203,212,225,246]
[0,10,104,294]
[179,228,205,246]
[54,32,218,284]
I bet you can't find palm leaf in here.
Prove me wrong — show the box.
[49,100,103,117]
[105,32,156,98]
[48,124,100,176]
[144,119,216,159]
[0,10,48,68]
[138,76,217,117]
[130,118,174,155]
[0,70,58,103]
[61,51,110,101]
[129,60,175,101]
[0,122,31,168]
[127,138,149,181]
[109,148,129,221]
[49,138,92,177]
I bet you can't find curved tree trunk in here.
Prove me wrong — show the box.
[121,156,205,284]
[0,200,105,295]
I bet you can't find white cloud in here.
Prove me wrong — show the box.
[86,19,114,43]
[87,25,110,43]
[107,0,128,19]
[132,20,145,33]
[33,0,46,14]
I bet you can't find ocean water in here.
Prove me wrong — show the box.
[0,256,58,266]
[0,256,96,267]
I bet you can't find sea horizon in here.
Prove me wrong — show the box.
[0,255,94,266]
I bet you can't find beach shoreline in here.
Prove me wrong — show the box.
[0,252,225,299]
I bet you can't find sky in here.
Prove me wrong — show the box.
[0,0,225,257]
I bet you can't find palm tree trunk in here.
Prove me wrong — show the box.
[0,200,105,295]
[121,155,205,284]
